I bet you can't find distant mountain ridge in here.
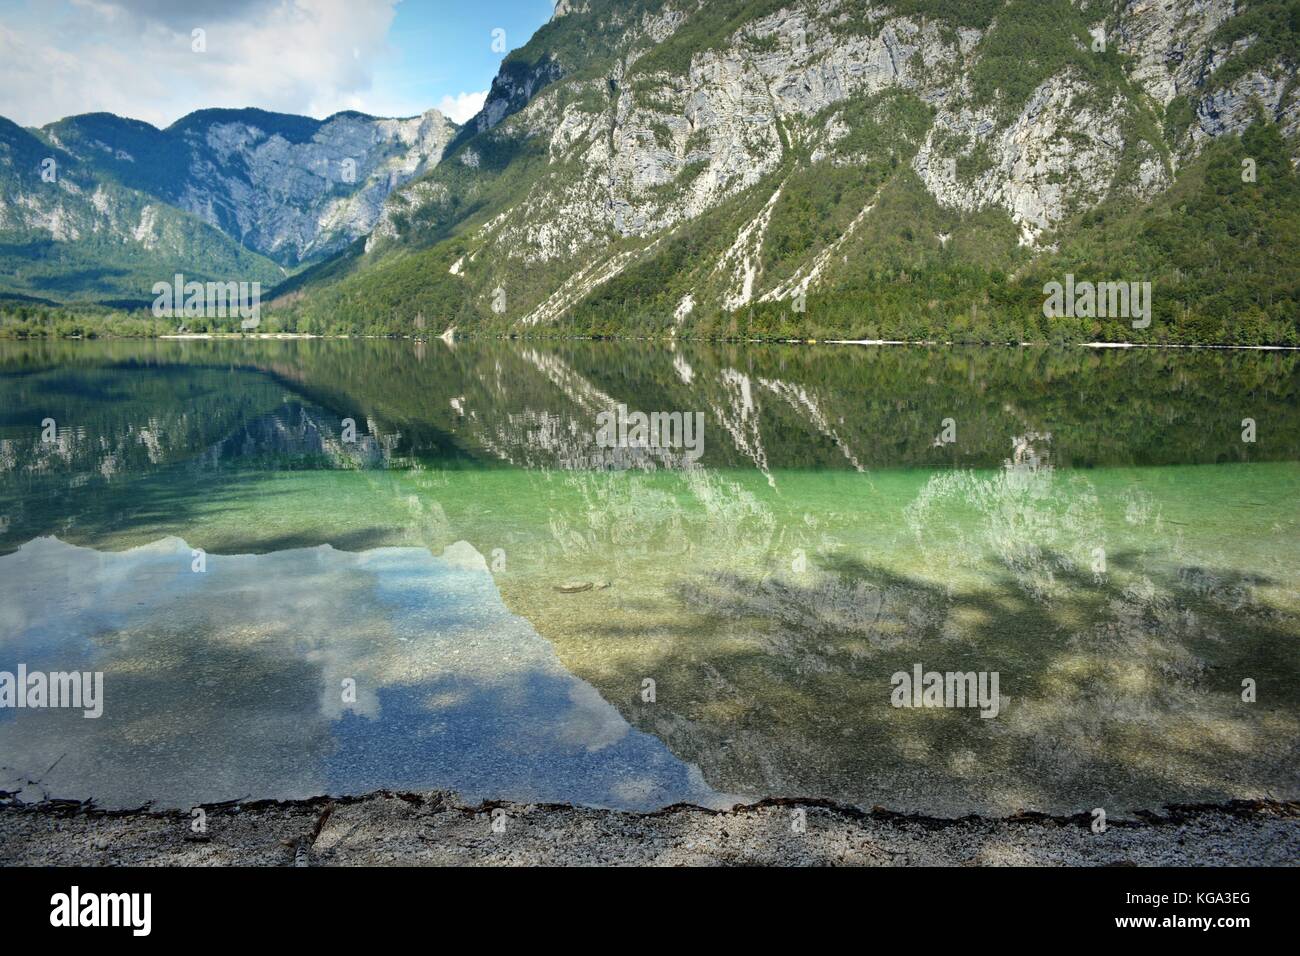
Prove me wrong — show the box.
[0,114,286,305]
[0,106,458,303]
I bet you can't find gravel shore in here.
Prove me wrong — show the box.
[1,793,1296,866]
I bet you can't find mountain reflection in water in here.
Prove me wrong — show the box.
[0,339,1296,816]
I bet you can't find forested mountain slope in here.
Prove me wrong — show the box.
[273,0,1300,345]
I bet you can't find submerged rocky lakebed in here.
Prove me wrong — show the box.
[0,338,1296,818]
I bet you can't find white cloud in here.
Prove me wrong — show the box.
[0,0,403,127]
[435,90,487,125]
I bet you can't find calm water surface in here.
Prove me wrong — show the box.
[0,339,1296,815]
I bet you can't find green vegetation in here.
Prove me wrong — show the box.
[6,0,1297,347]
[0,220,284,306]
[0,302,169,338]
[1035,117,1300,346]
[1207,0,1300,93]
[967,0,1127,118]
[733,121,1299,346]
[882,0,1002,29]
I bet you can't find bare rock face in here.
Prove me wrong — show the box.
[177,109,458,264]
[1115,0,1238,107]
[1115,0,1300,146]
[1193,69,1300,143]
[915,72,1171,246]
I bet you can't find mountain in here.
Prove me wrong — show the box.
[43,108,459,266]
[0,115,284,305]
[0,107,458,304]
[271,0,1300,346]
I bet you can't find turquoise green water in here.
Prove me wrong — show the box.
[0,339,1296,815]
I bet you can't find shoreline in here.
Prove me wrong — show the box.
[1078,341,1298,351]
[2,792,1295,866]
[158,332,325,340]
[15,332,1296,351]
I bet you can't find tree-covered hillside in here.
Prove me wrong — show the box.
[265,0,1299,345]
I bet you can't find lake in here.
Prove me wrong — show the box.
[0,338,1296,817]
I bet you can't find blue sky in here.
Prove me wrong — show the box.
[375,1,556,122]
[0,0,558,128]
